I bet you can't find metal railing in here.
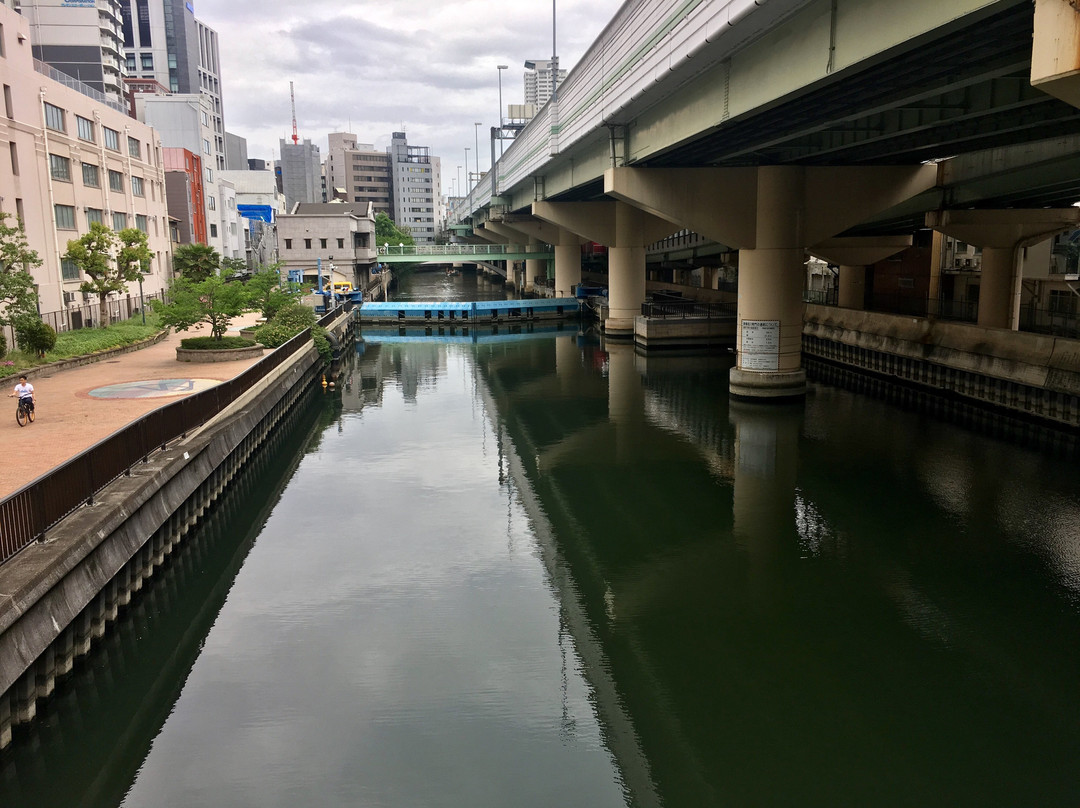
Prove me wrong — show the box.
[2,292,166,355]
[377,244,511,257]
[641,300,736,319]
[1019,302,1080,338]
[0,315,337,566]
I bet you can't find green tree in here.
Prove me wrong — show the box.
[245,263,300,320]
[152,274,251,341]
[221,256,248,279]
[0,212,41,333]
[173,243,221,281]
[64,222,142,328]
[375,212,414,247]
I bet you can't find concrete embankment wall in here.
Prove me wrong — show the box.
[0,313,351,750]
[803,305,1080,429]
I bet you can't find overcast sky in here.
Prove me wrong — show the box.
[193,0,626,195]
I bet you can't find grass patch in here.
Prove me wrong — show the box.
[1,313,164,376]
[179,336,256,350]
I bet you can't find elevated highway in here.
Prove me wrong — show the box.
[451,0,1080,399]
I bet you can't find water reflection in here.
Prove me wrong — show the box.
[6,269,1080,806]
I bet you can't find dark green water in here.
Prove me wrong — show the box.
[3,270,1080,806]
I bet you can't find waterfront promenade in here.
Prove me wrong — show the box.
[0,314,265,499]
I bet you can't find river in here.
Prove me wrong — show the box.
[3,268,1080,807]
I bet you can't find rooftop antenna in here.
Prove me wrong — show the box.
[289,81,299,145]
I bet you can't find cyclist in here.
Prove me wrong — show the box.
[10,375,34,411]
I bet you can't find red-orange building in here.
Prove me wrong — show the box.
[163,148,207,246]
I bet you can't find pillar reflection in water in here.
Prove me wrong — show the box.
[729,399,804,583]
[604,341,647,465]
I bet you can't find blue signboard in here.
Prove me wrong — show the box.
[287,270,302,284]
[237,204,274,223]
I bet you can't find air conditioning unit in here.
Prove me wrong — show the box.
[63,291,75,304]
[83,291,93,302]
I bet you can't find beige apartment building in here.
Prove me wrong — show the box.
[277,202,376,293]
[0,5,172,323]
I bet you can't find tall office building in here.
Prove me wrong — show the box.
[523,59,566,108]
[278,138,322,212]
[389,132,441,244]
[118,1,226,169]
[326,133,393,218]
[17,0,127,108]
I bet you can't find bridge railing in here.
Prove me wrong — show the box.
[377,244,510,257]
[453,0,789,223]
[641,300,736,320]
[0,314,348,567]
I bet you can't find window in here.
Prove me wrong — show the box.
[284,238,292,249]
[85,208,103,226]
[55,204,76,229]
[108,169,124,191]
[125,55,136,72]
[203,138,211,155]
[112,212,127,230]
[210,223,218,237]
[207,195,216,210]
[76,115,95,142]
[141,54,153,70]
[337,238,344,249]
[304,238,312,249]
[3,85,12,119]
[61,258,81,281]
[103,127,120,151]
[131,175,144,196]
[204,167,213,183]
[44,103,65,132]
[128,136,141,158]
[320,238,327,248]
[8,141,17,176]
[135,214,147,232]
[49,153,71,181]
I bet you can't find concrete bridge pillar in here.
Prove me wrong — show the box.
[808,237,913,311]
[926,209,1080,330]
[533,200,681,339]
[526,238,543,294]
[605,165,937,399]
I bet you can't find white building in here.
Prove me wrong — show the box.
[136,92,239,258]
[0,5,172,323]
[219,169,286,267]
[523,59,566,108]
[16,0,126,108]
[389,132,441,245]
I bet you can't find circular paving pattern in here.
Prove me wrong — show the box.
[88,378,222,399]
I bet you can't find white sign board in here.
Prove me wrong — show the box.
[740,320,780,371]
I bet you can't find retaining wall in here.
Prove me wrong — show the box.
[803,305,1080,429]
[0,323,337,749]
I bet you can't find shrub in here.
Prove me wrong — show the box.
[16,319,57,357]
[0,332,6,360]
[179,336,256,350]
[254,303,317,349]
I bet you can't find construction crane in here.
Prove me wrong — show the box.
[289,81,299,145]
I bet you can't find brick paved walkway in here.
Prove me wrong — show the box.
[0,314,266,498]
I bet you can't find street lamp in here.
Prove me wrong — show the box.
[464,147,471,192]
[552,0,558,102]
[457,165,462,196]
[497,64,508,157]
[474,122,482,179]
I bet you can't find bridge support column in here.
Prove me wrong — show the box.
[926,209,1080,330]
[605,164,937,398]
[526,239,543,295]
[808,237,913,311]
[554,243,582,297]
[533,200,681,339]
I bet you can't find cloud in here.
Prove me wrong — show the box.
[193,0,624,192]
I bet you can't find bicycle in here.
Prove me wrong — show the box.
[15,396,34,427]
